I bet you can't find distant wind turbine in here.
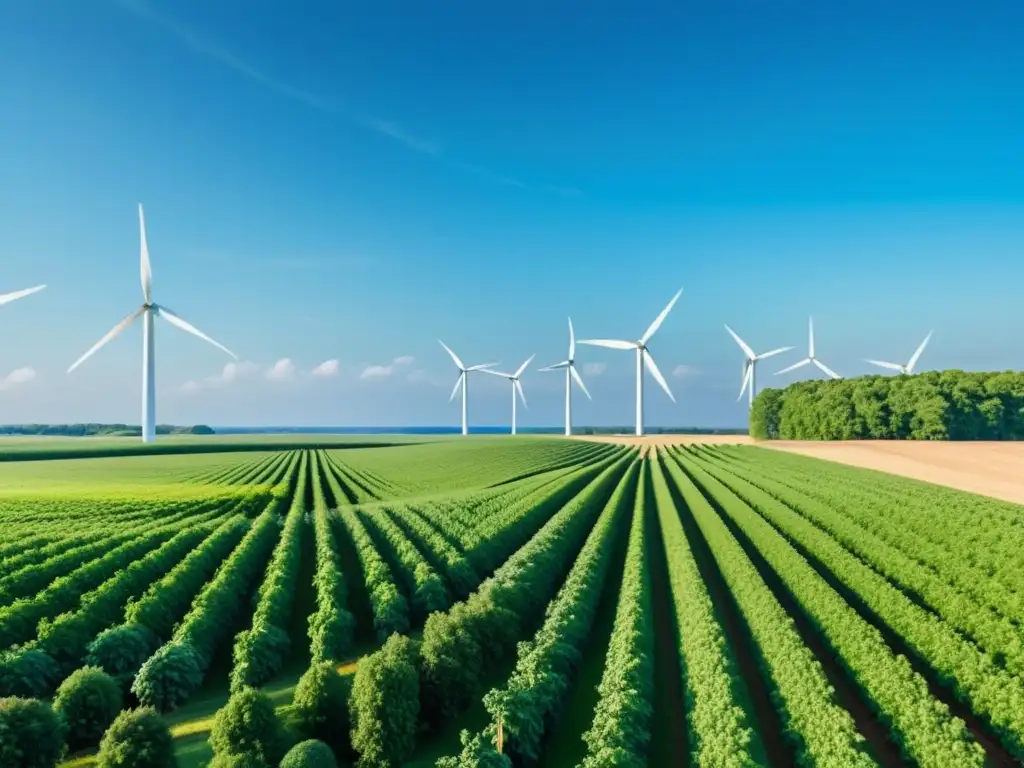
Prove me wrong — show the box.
[67,204,238,443]
[865,330,933,375]
[480,354,535,435]
[579,288,682,437]
[0,284,46,307]
[724,325,792,408]
[438,340,498,436]
[539,318,591,436]
[775,316,840,380]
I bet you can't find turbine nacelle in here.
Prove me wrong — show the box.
[775,316,840,380]
[865,330,933,376]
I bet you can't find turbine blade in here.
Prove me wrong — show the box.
[448,373,463,402]
[67,307,144,373]
[776,358,811,375]
[640,287,683,344]
[478,368,510,378]
[644,353,675,403]
[539,360,570,371]
[756,346,793,360]
[155,305,237,359]
[438,340,465,370]
[568,317,575,360]
[724,324,755,359]
[514,354,535,378]
[906,330,933,372]
[515,379,527,408]
[570,364,592,400]
[865,359,905,372]
[814,359,841,379]
[467,362,499,371]
[808,316,815,358]
[0,284,46,307]
[578,339,636,350]
[139,203,153,305]
[738,361,752,401]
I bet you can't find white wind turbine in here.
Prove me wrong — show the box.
[865,330,933,375]
[724,325,792,408]
[578,288,682,437]
[539,317,591,436]
[67,204,238,443]
[0,284,46,307]
[480,354,535,435]
[775,316,840,380]
[438,340,498,436]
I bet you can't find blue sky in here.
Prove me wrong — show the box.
[1,0,1023,429]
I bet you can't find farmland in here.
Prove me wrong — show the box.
[0,438,1021,766]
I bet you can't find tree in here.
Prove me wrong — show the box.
[52,667,123,750]
[292,663,353,759]
[209,687,291,766]
[96,707,176,768]
[0,696,66,768]
[350,634,420,767]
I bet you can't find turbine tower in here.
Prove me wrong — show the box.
[480,354,535,435]
[67,204,238,443]
[0,284,46,307]
[724,325,792,408]
[865,330,933,375]
[438,340,497,436]
[579,288,682,437]
[775,316,840,380]
[539,317,591,436]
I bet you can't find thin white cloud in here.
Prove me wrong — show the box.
[360,355,415,380]
[265,358,296,381]
[182,361,260,393]
[582,362,606,376]
[181,380,201,394]
[673,364,700,378]
[311,359,340,377]
[0,367,35,390]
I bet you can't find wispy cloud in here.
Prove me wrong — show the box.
[265,358,296,381]
[360,355,415,380]
[0,367,36,390]
[582,362,606,376]
[181,360,260,393]
[311,359,340,377]
[113,0,568,193]
[672,364,701,378]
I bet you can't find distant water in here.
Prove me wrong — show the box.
[213,426,566,435]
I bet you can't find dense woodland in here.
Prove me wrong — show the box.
[0,424,214,437]
[750,370,1024,440]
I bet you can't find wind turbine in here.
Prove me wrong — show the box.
[724,325,792,408]
[539,317,591,436]
[775,316,840,380]
[578,288,682,437]
[0,284,46,307]
[67,204,238,443]
[865,330,933,375]
[438,341,498,436]
[480,354,535,435]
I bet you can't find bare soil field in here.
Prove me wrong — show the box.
[571,435,1024,505]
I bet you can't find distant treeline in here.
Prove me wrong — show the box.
[575,426,748,435]
[0,424,215,437]
[751,370,1024,440]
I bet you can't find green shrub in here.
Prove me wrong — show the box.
[86,624,160,690]
[208,754,267,768]
[292,663,353,758]
[0,696,67,768]
[52,666,123,750]
[281,739,338,768]
[96,707,175,768]
[131,641,203,712]
[350,634,420,767]
[229,624,291,692]
[0,649,61,698]
[209,686,290,765]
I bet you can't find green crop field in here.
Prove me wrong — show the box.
[0,437,1022,767]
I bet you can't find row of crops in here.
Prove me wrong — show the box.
[0,437,1022,767]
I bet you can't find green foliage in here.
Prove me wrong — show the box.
[86,624,160,691]
[52,666,123,750]
[280,739,339,768]
[0,696,66,768]
[292,663,353,759]
[435,729,511,768]
[0,648,61,698]
[750,370,1024,440]
[96,707,176,768]
[209,687,291,766]
[350,634,420,768]
[131,642,204,713]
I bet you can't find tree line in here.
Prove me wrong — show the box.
[0,424,214,437]
[750,370,1024,440]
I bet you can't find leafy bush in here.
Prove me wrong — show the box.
[0,696,67,768]
[86,624,160,690]
[350,634,420,767]
[281,739,338,768]
[0,648,61,698]
[229,624,291,692]
[52,666,123,750]
[209,687,291,765]
[292,663,353,758]
[96,707,175,768]
[131,641,203,712]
